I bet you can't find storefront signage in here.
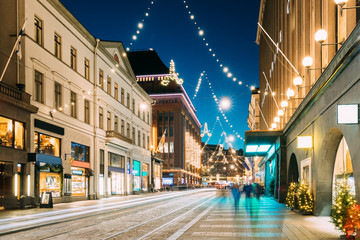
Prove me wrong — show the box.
[297,136,312,149]
[133,160,141,176]
[337,104,359,124]
[72,169,83,175]
[142,171,148,176]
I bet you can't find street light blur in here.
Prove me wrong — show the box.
[220,97,231,109]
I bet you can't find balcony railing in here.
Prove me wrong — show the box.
[0,82,31,104]
[106,130,132,144]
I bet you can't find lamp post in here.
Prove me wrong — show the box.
[334,0,360,15]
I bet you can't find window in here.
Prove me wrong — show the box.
[70,47,77,71]
[0,116,24,149]
[99,69,104,89]
[54,82,62,110]
[132,127,135,144]
[100,149,104,175]
[164,112,168,121]
[158,127,162,137]
[107,76,111,95]
[126,123,130,137]
[147,112,149,124]
[121,119,125,135]
[70,91,77,118]
[138,130,141,146]
[107,111,111,130]
[114,83,119,100]
[84,59,90,80]
[71,142,89,162]
[54,33,61,59]
[138,103,140,117]
[34,132,60,157]
[34,16,43,46]
[121,88,124,104]
[147,135,150,150]
[143,111,145,121]
[127,93,130,108]
[114,116,118,132]
[142,133,145,148]
[158,112,163,122]
[34,70,43,103]
[84,100,90,124]
[108,152,125,168]
[99,107,103,129]
[170,112,174,121]
[170,127,174,137]
[132,99,135,113]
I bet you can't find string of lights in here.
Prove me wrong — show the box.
[125,0,156,51]
[193,71,205,99]
[182,0,256,91]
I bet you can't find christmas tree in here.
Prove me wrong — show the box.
[330,176,356,236]
[297,180,313,213]
[286,182,298,210]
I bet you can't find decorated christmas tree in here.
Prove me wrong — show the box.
[297,180,313,213]
[330,176,356,236]
[286,182,298,210]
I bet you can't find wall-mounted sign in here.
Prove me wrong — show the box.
[133,160,141,176]
[337,104,359,124]
[297,136,312,149]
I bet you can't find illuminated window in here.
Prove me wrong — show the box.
[34,132,60,157]
[0,116,24,149]
[71,142,89,162]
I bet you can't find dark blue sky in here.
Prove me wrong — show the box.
[60,0,260,149]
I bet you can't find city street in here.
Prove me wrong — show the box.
[0,189,339,240]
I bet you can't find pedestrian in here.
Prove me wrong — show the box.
[255,183,261,200]
[231,184,240,210]
[245,183,252,198]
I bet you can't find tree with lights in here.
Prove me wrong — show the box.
[331,175,357,239]
[297,180,313,214]
[286,182,298,210]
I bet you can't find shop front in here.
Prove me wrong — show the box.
[133,160,141,192]
[153,163,161,190]
[108,152,125,195]
[70,142,90,198]
[142,163,149,192]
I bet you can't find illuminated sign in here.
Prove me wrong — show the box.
[133,160,141,176]
[337,104,359,124]
[297,136,312,149]
[245,144,271,153]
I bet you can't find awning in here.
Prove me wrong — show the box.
[244,130,282,157]
[36,154,62,165]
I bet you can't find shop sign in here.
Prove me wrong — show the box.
[133,160,141,176]
[72,169,83,175]
[142,171,148,176]
[337,104,359,124]
[127,162,130,174]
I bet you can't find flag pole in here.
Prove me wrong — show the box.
[0,19,27,82]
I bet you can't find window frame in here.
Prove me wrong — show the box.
[84,58,90,80]
[70,47,77,71]
[34,16,43,46]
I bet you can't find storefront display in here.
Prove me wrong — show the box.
[0,116,24,149]
[142,163,149,191]
[110,171,125,195]
[34,132,60,157]
[154,164,161,190]
[40,172,60,197]
[133,160,141,191]
[71,167,86,196]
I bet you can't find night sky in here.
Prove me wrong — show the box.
[60,0,261,150]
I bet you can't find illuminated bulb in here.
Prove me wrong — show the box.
[212,54,215,57]
[287,88,295,97]
[302,56,313,68]
[140,103,147,110]
[278,110,284,116]
[238,81,242,85]
[65,104,68,108]
[111,69,115,73]
[223,67,229,73]
[233,77,237,81]
[198,30,204,36]
[250,86,255,90]
[115,64,119,67]
[334,0,348,5]
[220,97,231,109]
[138,23,143,29]
[126,47,130,51]
[136,30,140,34]
[274,116,280,122]
[132,35,137,40]
[228,135,235,142]
[190,15,194,19]
[271,123,277,129]
[293,76,303,86]
[269,128,273,130]
[227,72,232,78]
[315,29,327,43]
[145,12,149,16]
[52,109,56,113]
[281,100,288,108]
[59,107,63,111]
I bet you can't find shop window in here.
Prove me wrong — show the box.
[109,152,125,168]
[0,116,24,149]
[34,132,60,157]
[170,112,174,121]
[71,167,86,196]
[71,142,89,162]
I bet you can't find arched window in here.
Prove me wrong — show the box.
[114,54,120,64]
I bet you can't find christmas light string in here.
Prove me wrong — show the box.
[182,0,256,91]
[193,71,205,99]
[126,0,156,51]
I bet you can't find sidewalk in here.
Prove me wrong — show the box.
[178,192,341,240]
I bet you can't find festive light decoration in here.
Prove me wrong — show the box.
[331,175,357,235]
[297,180,313,213]
[201,122,212,137]
[193,71,205,99]
[285,182,299,210]
[126,0,156,51]
[161,60,184,86]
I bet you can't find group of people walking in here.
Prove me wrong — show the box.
[230,182,262,208]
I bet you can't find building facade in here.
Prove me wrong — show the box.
[0,0,152,204]
[245,0,360,215]
[127,50,202,186]
[247,88,261,130]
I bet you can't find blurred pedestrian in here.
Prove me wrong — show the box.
[245,183,252,198]
[254,183,261,200]
[231,184,240,210]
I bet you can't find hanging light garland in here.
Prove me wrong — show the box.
[126,0,156,51]
[182,0,256,91]
[193,71,206,99]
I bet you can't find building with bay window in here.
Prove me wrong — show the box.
[127,50,202,187]
[0,0,152,204]
[245,0,360,215]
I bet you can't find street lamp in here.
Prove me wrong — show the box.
[271,123,277,129]
[274,116,280,123]
[281,100,288,108]
[302,57,313,68]
[334,0,360,15]
[287,88,295,98]
[315,29,327,43]
[293,76,303,86]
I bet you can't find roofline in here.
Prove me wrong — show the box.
[255,0,266,45]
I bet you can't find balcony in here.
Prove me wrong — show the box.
[106,130,132,144]
[0,82,31,104]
